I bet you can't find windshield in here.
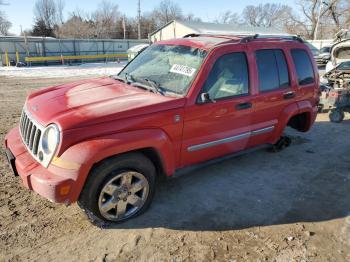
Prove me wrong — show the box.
[320,46,330,53]
[118,44,207,96]
[337,61,350,70]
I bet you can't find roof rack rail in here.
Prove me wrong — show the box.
[240,34,304,43]
[183,33,201,38]
[240,34,259,43]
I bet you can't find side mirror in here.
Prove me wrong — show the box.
[199,92,216,104]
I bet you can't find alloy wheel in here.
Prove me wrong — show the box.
[98,171,149,221]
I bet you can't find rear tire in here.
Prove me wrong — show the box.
[329,109,344,123]
[78,152,156,224]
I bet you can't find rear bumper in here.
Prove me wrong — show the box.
[4,126,80,204]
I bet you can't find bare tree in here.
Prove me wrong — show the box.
[323,0,350,32]
[153,0,183,26]
[214,11,241,24]
[34,0,58,29]
[0,0,11,35]
[290,0,349,39]
[57,13,94,39]
[183,13,202,22]
[0,15,11,35]
[92,0,120,38]
[140,12,157,38]
[242,3,293,29]
[56,0,65,25]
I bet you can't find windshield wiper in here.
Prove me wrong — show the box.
[119,74,166,96]
[113,73,135,84]
[113,75,126,83]
[142,78,166,95]
[128,77,165,95]
[125,73,136,83]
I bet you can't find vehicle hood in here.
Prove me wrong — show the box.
[26,77,186,130]
[324,61,350,77]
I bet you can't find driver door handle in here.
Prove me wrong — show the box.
[283,91,296,100]
[235,102,252,110]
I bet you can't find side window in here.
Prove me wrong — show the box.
[202,52,249,100]
[291,49,315,85]
[256,49,290,92]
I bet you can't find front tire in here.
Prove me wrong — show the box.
[78,152,156,224]
[329,109,345,123]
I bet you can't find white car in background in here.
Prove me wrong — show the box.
[127,44,150,61]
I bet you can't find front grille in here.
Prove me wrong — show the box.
[19,109,43,157]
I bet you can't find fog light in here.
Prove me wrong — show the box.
[59,185,71,196]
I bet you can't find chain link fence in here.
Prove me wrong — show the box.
[0,37,149,66]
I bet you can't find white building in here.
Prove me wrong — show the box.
[149,20,289,42]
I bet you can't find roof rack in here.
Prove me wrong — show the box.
[240,34,304,43]
[182,33,305,44]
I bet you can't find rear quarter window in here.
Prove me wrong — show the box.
[291,49,315,86]
[256,49,290,92]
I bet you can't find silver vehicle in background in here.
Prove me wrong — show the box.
[315,46,331,67]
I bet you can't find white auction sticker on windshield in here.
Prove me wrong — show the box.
[170,64,196,77]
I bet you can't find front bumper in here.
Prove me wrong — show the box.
[4,126,79,204]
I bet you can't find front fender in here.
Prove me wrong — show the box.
[52,129,175,202]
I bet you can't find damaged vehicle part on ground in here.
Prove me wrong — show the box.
[319,61,350,122]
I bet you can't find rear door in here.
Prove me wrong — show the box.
[248,45,297,147]
[181,48,253,167]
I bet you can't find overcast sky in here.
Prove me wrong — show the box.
[2,0,296,35]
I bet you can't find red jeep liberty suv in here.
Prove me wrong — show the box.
[4,34,319,223]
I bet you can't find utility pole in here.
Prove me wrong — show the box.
[314,0,328,40]
[122,16,126,39]
[138,0,141,40]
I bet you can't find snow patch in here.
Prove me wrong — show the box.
[0,62,126,78]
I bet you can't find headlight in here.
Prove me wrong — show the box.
[41,124,60,155]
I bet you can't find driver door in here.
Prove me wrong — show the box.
[181,50,253,167]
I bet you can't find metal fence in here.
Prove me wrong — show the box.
[0,37,149,66]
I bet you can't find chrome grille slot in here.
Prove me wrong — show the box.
[29,125,36,150]
[19,109,43,157]
[33,129,41,155]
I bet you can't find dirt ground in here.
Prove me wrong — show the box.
[0,76,349,262]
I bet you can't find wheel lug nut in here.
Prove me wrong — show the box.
[123,198,127,201]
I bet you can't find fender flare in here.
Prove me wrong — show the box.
[271,103,299,144]
[297,100,318,130]
[54,129,175,202]
[272,101,317,143]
